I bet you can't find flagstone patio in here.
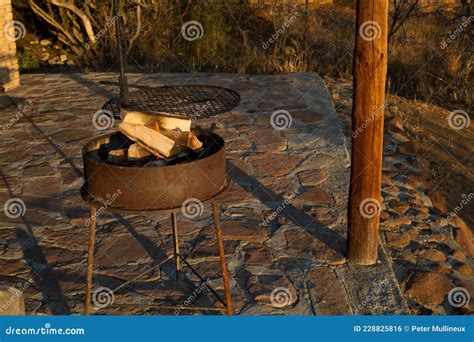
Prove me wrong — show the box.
[0,72,408,315]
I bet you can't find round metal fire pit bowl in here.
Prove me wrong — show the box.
[81,131,228,211]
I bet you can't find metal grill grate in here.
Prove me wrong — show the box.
[102,84,240,119]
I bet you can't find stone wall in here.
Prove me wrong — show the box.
[0,0,20,91]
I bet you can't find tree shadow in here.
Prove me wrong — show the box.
[226,159,346,255]
[1,173,71,315]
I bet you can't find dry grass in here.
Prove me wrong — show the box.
[16,2,473,110]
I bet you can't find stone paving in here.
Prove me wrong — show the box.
[326,77,474,315]
[1,71,413,315]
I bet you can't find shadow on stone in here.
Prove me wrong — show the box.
[226,160,345,256]
[113,214,222,314]
[2,174,71,315]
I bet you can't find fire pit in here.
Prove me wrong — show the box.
[82,131,228,211]
[81,128,233,315]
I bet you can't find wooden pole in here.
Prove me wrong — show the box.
[347,0,388,265]
[84,205,97,314]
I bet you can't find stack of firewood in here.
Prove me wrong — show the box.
[107,109,204,166]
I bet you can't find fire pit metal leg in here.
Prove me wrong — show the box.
[84,205,97,315]
[171,211,180,277]
[211,200,233,315]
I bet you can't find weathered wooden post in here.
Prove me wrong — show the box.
[347,0,388,265]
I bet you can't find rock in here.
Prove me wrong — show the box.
[390,202,410,214]
[251,129,287,152]
[299,153,341,169]
[306,268,352,314]
[247,274,297,308]
[23,161,54,177]
[291,109,325,124]
[260,176,299,197]
[284,229,345,265]
[95,235,153,267]
[416,248,447,262]
[297,170,327,186]
[390,132,410,143]
[397,141,423,157]
[427,190,448,214]
[190,238,239,260]
[415,211,431,220]
[306,207,333,223]
[382,220,399,230]
[0,286,25,315]
[393,215,412,226]
[217,182,255,203]
[244,244,272,267]
[452,250,466,262]
[385,232,412,248]
[226,137,253,151]
[247,153,300,177]
[431,264,452,275]
[208,220,269,244]
[297,188,334,205]
[23,176,61,198]
[455,263,472,277]
[406,272,452,305]
[451,216,474,257]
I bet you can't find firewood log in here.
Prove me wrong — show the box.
[160,128,203,150]
[107,149,127,163]
[127,143,154,162]
[118,122,181,158]
[121,109,191,131]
